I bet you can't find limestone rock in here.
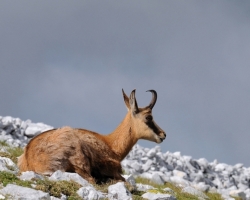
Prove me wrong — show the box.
[182,186,209,199]
[229,189,246,199]
[0,156,18,173]
[77,186,105,200]
[170,176,190,187]
[0,184,50,200]
[142,192,176,200]
[122,174,136,187]
[49,170,89,187]
[19,171,44,181]
[151,172,164,185]
[108,182,132,200]
[136,183,155,192]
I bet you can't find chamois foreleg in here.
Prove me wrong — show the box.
[69,153,95,183]
[100,159,125,182]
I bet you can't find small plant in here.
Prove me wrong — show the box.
[134,177,227,200]
[6,146,23,164]
[0,141,24,164]
[0,141,9,147]
[205,192,224,200]
[0,171,32,188]
[35,178,82,199]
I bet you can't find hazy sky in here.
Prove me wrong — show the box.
[1,1,250,166]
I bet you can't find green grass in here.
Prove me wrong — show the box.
[0,171,32,188]
[134,177,200,200]
[0,141,24,164]
[35,179,82,199]
[0,142,244,200]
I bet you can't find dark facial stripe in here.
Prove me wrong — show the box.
[146,120,161,135]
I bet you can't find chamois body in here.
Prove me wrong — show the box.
[18,89,166,183]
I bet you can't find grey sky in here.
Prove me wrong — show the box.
[1,1,250,166]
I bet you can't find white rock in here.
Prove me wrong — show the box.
[182,186,209,199]
[142,192,176,200]
[108,182,132,200]
[139,172,153,180]
[77,186,105,200]
[197,158,209,169]
[173,152,181,159]
[193,182,210,192]
[0,156,18,173]
[215,163,227,172]
[20,121,28,130]
[122,174,136,187]
[136,183,155,192]
[49,170,89,187]
[50,194,67,200]
[0,135,12,142]
[19,171,44,181]
[237,183,248,191]
[170,176,190,187]
[121,159,130,168]
[146,148,157,158]
[161,174,171,182]
[25,124,42,136]
[229,190,246,199]
[142,159,153,172]
[173,169,187,179]
[151,172,164,185]
[234,163,244,169]
[0,184,50,200]
[24,122,53,137]
[0,116,13,128]
[130,161,141,172]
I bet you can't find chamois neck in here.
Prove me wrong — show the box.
[105,113,138,161]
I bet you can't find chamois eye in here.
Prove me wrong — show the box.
[146,115,153,121]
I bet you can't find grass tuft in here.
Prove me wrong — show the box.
[0,171,32,188]
[35,179,82,199]
[134,177,227,200]
[0,141,24,164]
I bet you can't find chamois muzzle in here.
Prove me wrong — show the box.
[159,131,166,143]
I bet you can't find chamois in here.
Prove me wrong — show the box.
[18,89,166,183]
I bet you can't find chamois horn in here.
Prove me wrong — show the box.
[146,90,157,109]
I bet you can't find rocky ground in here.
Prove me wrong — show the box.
[0,115,249,199]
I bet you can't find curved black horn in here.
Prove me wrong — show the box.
[146,90,157,109]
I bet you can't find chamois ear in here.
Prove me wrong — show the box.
[122,89,130,110]
[129,89,139,115]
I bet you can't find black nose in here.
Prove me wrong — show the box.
[163,132,166,137]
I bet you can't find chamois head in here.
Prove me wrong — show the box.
[122,89,166,143]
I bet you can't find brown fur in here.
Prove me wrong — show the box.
[18,89,166,183]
